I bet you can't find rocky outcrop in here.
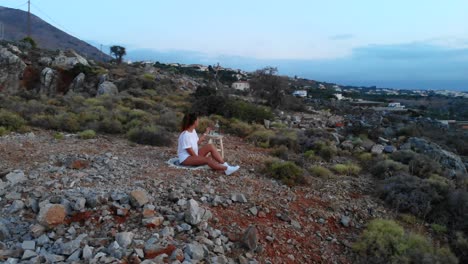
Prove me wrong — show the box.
[402,137,467,176]
[69,72,85,92]
[39,67,58,96]
[51,50,89,70]
[0,46,26,94]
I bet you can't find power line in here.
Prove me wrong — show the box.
[30,1,78,37]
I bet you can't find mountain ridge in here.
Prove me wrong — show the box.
[0,6,109,61]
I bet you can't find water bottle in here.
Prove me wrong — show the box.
[214,120,220,135]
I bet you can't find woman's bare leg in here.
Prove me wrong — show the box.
[182,155,226,171]
[199,144,224,163]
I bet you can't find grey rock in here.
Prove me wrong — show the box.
[6,170,27,185]
[97,81,118,96]
[21,240,35,250]
[66,249,81,262]
[383,145,396,153]
[184,243,205,260]
[185,199,212,225]
[341,215,351,227]
[60,234,87,255]
[241,226,258,251]
[51,50,89,70]
[116,232,134,248]
[0,47,26,94]
[231,193,248,203]
[371,144,385,154]
[0,219,11,240]
[21,249,37,260]
[69,72,85,92]
[40,67,58,96]
[37,234,50,245]
[404,137,467,175]
[83,245,94,260]
[8,200,24,214]
[249,206,258,216]
[340,140,354,151]
[291,220,301,229]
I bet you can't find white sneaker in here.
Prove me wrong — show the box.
[225,165,240,176]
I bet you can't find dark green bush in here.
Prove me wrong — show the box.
[127,125,172,146]
[309,165,333,178]
[370,159,408,179]
[391,150,441,178]
[99,118,123,134]
[379,174,443,217]
[263,159,305,186]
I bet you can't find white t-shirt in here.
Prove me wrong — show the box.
[177,129,199,163]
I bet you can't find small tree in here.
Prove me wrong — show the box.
[110,45,126,64]
[250,67,288,108]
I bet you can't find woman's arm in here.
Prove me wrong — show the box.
[186,147,197,157]
[197,127,211,145]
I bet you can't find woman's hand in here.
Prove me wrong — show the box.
[205,127,212,135]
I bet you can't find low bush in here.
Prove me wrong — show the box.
[353,219,457,264]
[379,174,444,217]
[332,163,362,176]
[0,126,7,136]
[391,150,441,178]
[127,125,172,146]
[247,129,275,147]
[309,165,333,178]
[54,132,64,140]
[78,130,96,139]
[263,159,305,186]
[269,130,298,150]
[370,159,408,179]
[99,118,123,134]
[226,119,254,138]
[431,224,447,234]
[270,145,289,160]
[0,109,26,131]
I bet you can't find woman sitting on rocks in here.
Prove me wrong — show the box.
[178,113,240,175]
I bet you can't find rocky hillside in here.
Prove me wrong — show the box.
[1,41,468,263]
[0,6,108,61]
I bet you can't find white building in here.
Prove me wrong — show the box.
[232,81,250,91]
[334,93,344,100]
[388,102,405,108]
[293,90,307,97]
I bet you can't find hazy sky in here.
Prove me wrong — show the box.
[2,0,468,90]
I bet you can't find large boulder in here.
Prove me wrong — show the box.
[51,50,89,70]
[69,73,85,92]
[97,81,118,96]
[0,46,26,94]
[402,137,467,176]
[39,67,58,96]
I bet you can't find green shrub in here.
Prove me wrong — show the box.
[99,118,123,134]
[270,145,289,160]
[358,152,373,163]
[78,130,96,139]
[54,132,64,140]
[57,113,80,132]
[332,164,349,175]
[226,119,254,138]
[309,165,333,178]
[0,126,8,136]
[127,125,172,146]
[247,129,275,147]
[304,150,315,159]
[399,214,418,225]
[312,140,337,162]
[0,109,26,131]
[431,224,447,234]
[263,159,305,186]
[331,163,361,176]
[353,219,457,264]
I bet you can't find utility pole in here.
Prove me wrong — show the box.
[27,0,31,37]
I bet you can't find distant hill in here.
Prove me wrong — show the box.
[0,6,109,61]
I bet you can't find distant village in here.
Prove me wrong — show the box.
[153,61,468,100]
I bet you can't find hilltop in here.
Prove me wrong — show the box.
[0,39,468,264]
[0,6,109,61]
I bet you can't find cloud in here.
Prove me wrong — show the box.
[329,34,354,40]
